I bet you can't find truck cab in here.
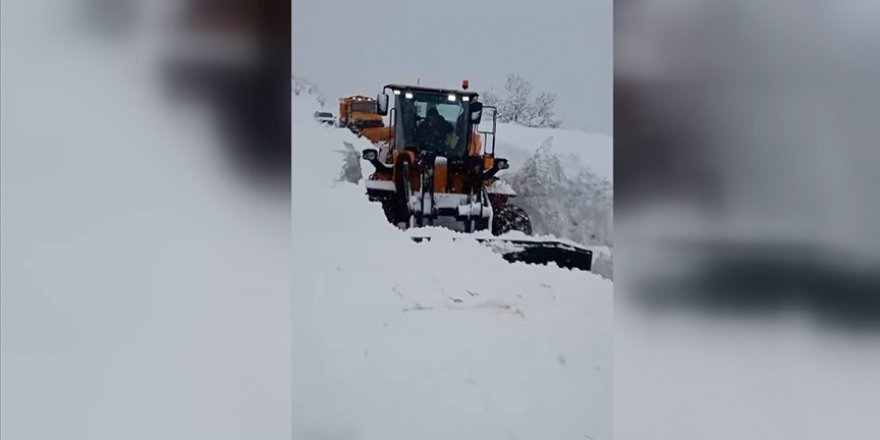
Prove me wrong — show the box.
[381,84,481,157]
[338,96,385,130]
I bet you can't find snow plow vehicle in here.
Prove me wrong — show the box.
[339,95,392,144]
[339,96,384,130]
[360,81,593,272]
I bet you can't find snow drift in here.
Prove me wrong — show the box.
[291,89,613,440]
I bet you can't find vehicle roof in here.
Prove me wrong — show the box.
[384,84,480,97]
[340,95,375,101]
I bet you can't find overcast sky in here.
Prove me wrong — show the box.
[293,0,612,135]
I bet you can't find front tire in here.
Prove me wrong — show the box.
[392,158,416,229]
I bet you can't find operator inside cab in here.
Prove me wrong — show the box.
[415,102,465,156]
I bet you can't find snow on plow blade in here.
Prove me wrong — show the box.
[410,236,593,272]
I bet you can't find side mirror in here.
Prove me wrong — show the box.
[376,93,389,116]
[362,148,378,161]
[470,101,483,124]
[362,148,391,171]
[495,158,509,170]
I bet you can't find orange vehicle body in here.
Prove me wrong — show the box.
[359,125,393,144]
[338,96,384,130]
[366,128,507,205]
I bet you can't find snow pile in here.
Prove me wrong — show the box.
[292,94,612,440]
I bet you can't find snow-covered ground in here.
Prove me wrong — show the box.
[291,91,613,439]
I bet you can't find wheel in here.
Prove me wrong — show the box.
[491,204,533,236]
[393,158,417,229]
[381,199,408,226]
[423,174,435,227]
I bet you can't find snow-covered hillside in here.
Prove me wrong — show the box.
[291,91,613,439]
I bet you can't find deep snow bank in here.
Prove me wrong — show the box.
[292,94,612,440]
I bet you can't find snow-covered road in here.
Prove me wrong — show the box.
[291,92,613,440]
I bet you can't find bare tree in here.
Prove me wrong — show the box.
[482,74,561,128]
[529,91,562,128]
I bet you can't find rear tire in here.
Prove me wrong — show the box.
[492,204,533,236]
[381,199,408,226]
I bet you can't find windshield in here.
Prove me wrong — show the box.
[350,101,377,113]
[397,92,470,156]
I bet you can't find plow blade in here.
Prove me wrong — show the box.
[411,236,593,272]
